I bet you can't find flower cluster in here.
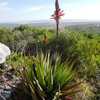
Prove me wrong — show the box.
[51,0,64,37]
[51,0,64,21]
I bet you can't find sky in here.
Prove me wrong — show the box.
[0,0,100,22]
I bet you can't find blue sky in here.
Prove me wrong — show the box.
[0,0,100,22]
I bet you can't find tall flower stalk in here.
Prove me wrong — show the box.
[51,0,64,37]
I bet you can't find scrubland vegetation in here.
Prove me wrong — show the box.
[0,24,100,100]
[0,0,100,99]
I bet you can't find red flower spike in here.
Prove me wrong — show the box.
[51,0,64,20]
[51,0,64,37]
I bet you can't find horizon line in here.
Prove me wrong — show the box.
[1,19,100,24]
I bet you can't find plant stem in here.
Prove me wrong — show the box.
[56,20,59,37]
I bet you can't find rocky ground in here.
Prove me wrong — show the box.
[0,64,20,100]
[0,64,100,100]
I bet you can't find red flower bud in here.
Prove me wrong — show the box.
[65,96,73,100]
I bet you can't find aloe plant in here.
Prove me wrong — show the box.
[16,52,91,100]
[7,52,94,100]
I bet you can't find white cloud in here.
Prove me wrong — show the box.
[0,5,46,22]
[0,1,12,22]
[21,6,45,14]
[0,1,11,12]
[0,1,8,6]
[63,3,100,20]
[29,6,44,11]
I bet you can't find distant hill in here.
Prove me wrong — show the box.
[0,20,100,28]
